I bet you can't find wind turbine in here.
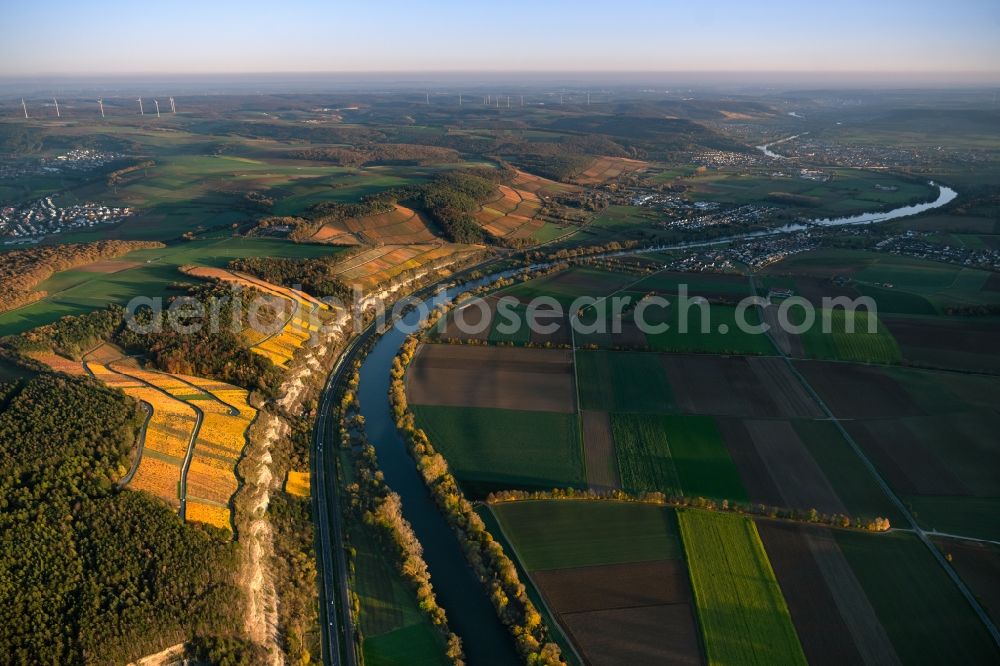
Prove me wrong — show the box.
[507,96,510,108]
[53,98,60,118]
[426,92,430,105]
[459,93,462,106]
[520,95,524,107]
[169,97,176,113]
[137,98,144,115]
[21,98,28,119]
[97,99,105,118]
[154,99,161,117]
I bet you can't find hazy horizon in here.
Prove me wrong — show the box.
[4,0,999,81]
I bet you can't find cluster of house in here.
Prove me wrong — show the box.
[0,197,133,244]
[0,149,124,179]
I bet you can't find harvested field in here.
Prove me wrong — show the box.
[746,356,823,418]
[761,304,803,356]
[511,169,580,198]
[756,521,899,666]
[744,420,848,515]
[678,510,807,666]
[572,156,648,186]
[934,538,1000,623]
[501,266,636,306]
[561,604,701,666]
[474,185,545,239]
[842,419,970,496]
[406,344,575,413]
[26,351,88,376]
[794,361,921,419]
[533,560,690,612]
[883,315,1000,372]
[662,355,781,417]
[716,417,785,508]
[581,411,620,491]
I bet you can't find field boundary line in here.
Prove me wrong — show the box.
[749,274,1000,649]
[483,504,586,666]
[83,360,154,486]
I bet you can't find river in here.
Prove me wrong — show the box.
[344,168,958,665]
[355,275,522,665]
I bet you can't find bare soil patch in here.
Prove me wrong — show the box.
[534,560,690,613]
[745,420,848,515]
[662,355,781,417]
[843,420,970,496]
[562,604,702,666]
[406,344,575,413]
[794,360,921,419]
[883,316,1000,372]
[581,411,620,491]
[747,356,823,418]
[715,417,784,507]
[756,521,899,666]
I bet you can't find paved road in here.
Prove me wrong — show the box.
[749,275,1000,649]
[313,328,376,666]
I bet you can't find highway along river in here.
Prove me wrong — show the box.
[344,174,958,663]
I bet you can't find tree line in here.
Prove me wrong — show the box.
[0,240,162,314]
[390,336,566,665]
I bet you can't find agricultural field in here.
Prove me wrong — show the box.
[570,156,648,186]
[410,405,584,495]
[308,204,438,245]
[473,184,545,239]
[490,501,703,665]
[32,353,254,531]
[575,350,676,413]
[799,360,1000,539]
[681,167,936,219]
[787,306,902,364]
[835,530,1000,664]
[406,345,576,414]
[0,238,341,337]
[611,414,748,502]
[756,521,901,665]
[325,242,481,291]
[678,510,807,666]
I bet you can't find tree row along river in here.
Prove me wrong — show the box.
[341,178,958,664]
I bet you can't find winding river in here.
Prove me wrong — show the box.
[342,170,958,664]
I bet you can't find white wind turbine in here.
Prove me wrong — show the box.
[97,99,105,118]
[137,97,144,115]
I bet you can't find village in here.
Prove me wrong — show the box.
[0,196,133,243]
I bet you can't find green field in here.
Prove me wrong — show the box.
[683,167,935,218]
[411,405,584,494]
[835,530,999,664]
[576,350,676,413]
[644,303,776,355]
[793,308,901,363]
[612,414,748,502]
[792,420,903,525]
[492,500,681,570]
[498,266,635,307]
[678,510,807,666]
[0,238,343,337]
[907,496,1000,542]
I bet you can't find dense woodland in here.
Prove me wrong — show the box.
[0,373,251,664]
[0,240,162,314]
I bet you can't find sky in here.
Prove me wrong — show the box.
[2,0,999,79]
